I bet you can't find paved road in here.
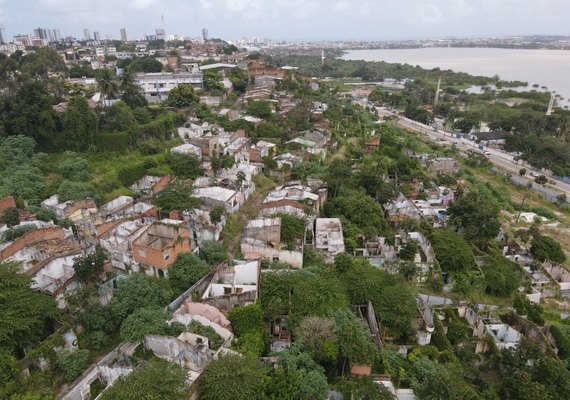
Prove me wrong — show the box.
[378,107,570,199]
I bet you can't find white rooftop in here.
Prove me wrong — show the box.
[194,186,237,202]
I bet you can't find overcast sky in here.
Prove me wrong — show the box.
[2,0,570,41]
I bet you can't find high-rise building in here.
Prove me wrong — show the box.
[202,28,208,42]
[83,28,91,41]
[155,28,165,41]
[0,25,6,44]
[120,28,127,42]
[93,31,101,42]
[53,29,61,42]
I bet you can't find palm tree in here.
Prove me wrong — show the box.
[96,68,119,107]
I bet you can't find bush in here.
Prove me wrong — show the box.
[186,320,224,350]
[200,240,225,264]
[57,349,90,381]
[59,156,90,181]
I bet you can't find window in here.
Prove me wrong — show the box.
[164,252,170,261]
[139,249,146,257]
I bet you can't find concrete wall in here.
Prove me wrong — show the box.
[143,335,212,371]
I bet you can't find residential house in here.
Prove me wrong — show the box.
[426,157,460,176]
[98,219,150,271]
[132,220,191,278]
[249,140,277,163]
[171,143,202,159]
[135,71,203,103]
[185,207,226,247]
[41,195,97,222]
[193,184,254,213]
[0,226,82,307]
[261,183,327,219]
[383,193,422,228]
[130,175,171,196]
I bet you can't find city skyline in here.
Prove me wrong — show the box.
[1,0,570,42]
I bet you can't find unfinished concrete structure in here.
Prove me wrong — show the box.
[260,184,327,219]
[201,261,260,312]
[132,220,191,278]
[314,218,345,260]
[240,218,304,268]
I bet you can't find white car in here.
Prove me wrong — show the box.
[529,171,539,178]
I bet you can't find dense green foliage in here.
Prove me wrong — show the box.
[119,307,172,341]
[57,350,90,381]
[168,253,211,295]
[101,359,191,400]
[199,355,265,400]
[0,262,57,353]
[431,229,476,271]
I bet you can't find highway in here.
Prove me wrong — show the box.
[377,107,570,199]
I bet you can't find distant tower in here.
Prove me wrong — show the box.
[434,77,442,105]
[0,25,5,44]
[93,31,101,42]
[321,50,325,66]
[53,29,61,42]
[120,28,127,42]
[546,92,556,116]
[202,27,209,42]
[83,28,91,41]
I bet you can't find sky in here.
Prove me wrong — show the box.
[2,0,570,41]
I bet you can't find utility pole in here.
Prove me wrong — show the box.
[546,92,555,116]
[516,195,528,223]
[434,77,442,106]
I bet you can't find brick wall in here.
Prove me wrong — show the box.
[0,226,65,261]
[151,176,171,195]
[133,226,191,270]
[261,199,305,213]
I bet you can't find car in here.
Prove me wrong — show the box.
[484,151,491,156]
[529,171,540,178]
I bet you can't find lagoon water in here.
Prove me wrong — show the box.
[341,48,570,105]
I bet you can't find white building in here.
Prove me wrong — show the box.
[136,72,204,103]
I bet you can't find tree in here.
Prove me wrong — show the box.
[556,194,568,206]
[209,204,225,224]
[59,156,90,181]
[63,97,98,151]
[448,192,501,245]
[519,168,527,176]
[531,234,566,264]
[228,303,267,357]
[199,240,225,264]
[57,349,90,381]
[96,68,119,107]
[57,180,96,202]
[482,252,520,297]
[398,241,419,261]
[99,101,138,132]
[163,83,199,108]
[101,359,191,400]
[199,355,266,400]
[408,358,457,400]
[73,246,107,284]
[295,316,339,363]
[431,229,476,271]
[108,274,169,323]
[166,153,203,179]
[0,261,57,352]
[1,207,19,227]
[119,307,171,341]
[127,56,163,73]
[535,175,548,185]
[153,181,202,213]
[276,347,329,400]
[247,100,272,119]
[168,253,210,295]
[375,283,417,339]
[328,309,377,364]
